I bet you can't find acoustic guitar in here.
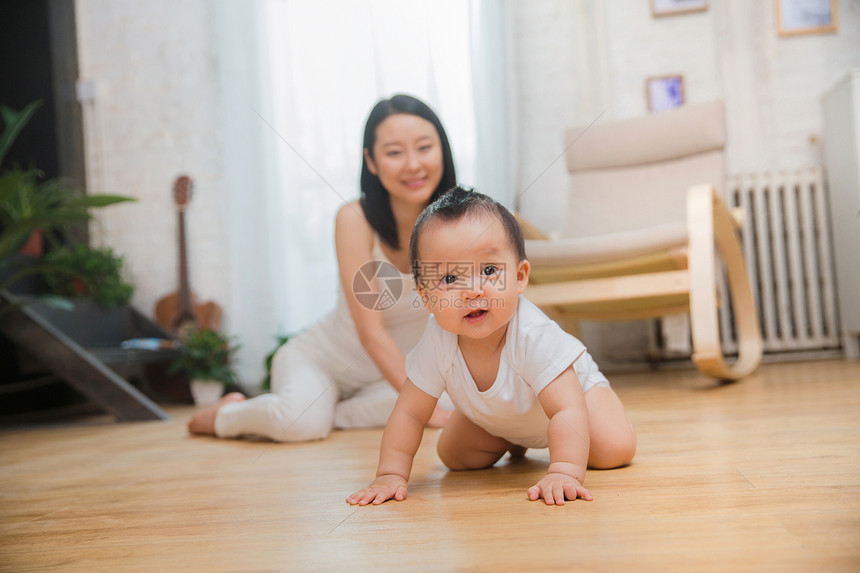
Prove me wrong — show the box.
[154,175,223,339]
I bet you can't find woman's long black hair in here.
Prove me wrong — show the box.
[360,94,457,250]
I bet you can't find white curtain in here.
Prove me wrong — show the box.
[215,0,511,389]
[470,0,517,211]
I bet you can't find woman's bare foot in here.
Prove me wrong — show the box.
[187,392,246,435]
[427,405,453,428]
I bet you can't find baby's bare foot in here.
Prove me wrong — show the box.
[187,392,246,435]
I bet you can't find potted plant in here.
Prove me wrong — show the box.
[260,334,290,392]
[0,100,135,294]
[169,328,239,406]
[42,245,134,308]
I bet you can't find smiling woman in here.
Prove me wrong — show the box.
[186,94,457,442]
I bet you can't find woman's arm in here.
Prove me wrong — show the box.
[528,366,593,505]
[346,379,438,505]
[334,202,410,391]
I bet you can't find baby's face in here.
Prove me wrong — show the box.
[414,213,529,341]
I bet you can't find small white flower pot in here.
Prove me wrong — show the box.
[190,379,225,407]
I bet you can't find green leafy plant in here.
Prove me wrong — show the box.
[169,328,240,385]
[43,245,134,307]
[0,100,135,291]
[260,334,290,392]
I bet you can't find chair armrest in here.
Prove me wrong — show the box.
[686,184,763,380]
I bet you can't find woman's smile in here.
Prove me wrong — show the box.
[402,176,428,190]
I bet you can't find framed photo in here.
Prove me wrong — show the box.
[646,75,685,112]
[650,0,708,17]
[776,0,837,36]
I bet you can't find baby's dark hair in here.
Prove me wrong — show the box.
[409,186,527,285]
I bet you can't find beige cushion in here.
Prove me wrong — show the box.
[565,100,726,172]
[566,150,724,237]
[525,222,688,267]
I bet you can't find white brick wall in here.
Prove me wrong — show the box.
[76,0,227,320]
[510,1,580,232]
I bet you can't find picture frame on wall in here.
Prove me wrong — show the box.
[646,75,685,112]
[650,0,708,17]
[776,0,837,36]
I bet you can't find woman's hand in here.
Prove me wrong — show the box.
[347,474,408,506]
[335,202,411,393]
[527,472,593,505]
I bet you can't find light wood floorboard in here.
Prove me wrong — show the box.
[1,359,859,572]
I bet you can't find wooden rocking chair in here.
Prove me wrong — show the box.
[520,101,763,380]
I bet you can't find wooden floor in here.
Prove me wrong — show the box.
[1,359,859,572]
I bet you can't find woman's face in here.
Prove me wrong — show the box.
[364,113,444,208]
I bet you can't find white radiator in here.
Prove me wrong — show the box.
[723,168,840,354]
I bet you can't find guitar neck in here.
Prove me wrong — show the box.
[176,208,194,318]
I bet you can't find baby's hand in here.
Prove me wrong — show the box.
[346,474,408,506]
[528,472,593,505]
